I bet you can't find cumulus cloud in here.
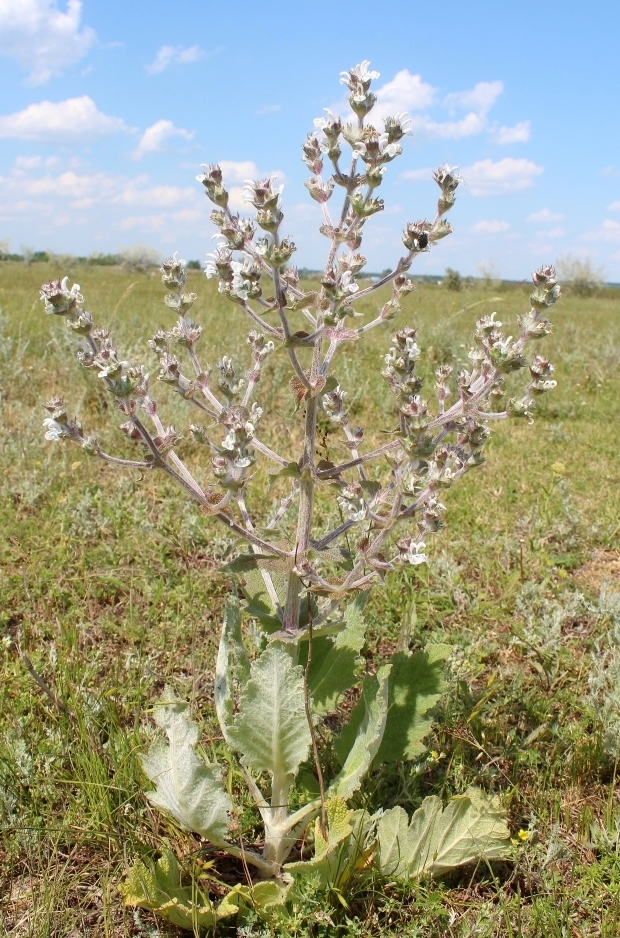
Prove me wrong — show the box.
[462,158,543,196]
[408,111,487,141]
[372,70,436,120]
[494,121,531,145]
[131,120,194,159]
[588,219,620,243]
[444,81,503,114]
[607,201,620,212]
[218,160,261,182]
[0,158,201,224]
[400,167,434,181]
[471,219,510,234]
[528,208,563,222]
[0,96,128,144]
[0,0,95,84]
[146,44,203,74]
[333,70,507,143]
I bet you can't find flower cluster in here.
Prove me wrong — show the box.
[39,61,561,634]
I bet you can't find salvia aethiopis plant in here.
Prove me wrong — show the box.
[38,61,561,930]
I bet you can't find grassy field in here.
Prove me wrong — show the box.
[1,259,620,937]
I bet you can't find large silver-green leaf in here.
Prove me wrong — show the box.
[215,600,250,746]
[375,644,450,764]
[141,688,232,845]
[229,643,311,781]
[329,664,391,799]
[307,594,369,717]
[377,787,511,880]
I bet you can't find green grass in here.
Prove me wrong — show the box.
[1,260,620,936]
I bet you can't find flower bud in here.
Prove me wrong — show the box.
[403,221,431,251]
[428,220,453,243]
[304,177,334,203]
[160,254,186,289]
[197,164,228,207]
[40,277,83,316]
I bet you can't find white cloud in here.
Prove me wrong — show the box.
[219,161,261,183]
[471,219,510,234]
[0,0,95,84]
[607,201,620,212]
[256,104,281,115]
[528,208,563,222]
[119,209,202,234]
[495,121,531,145]
[546,227,565,238]
[0,96,128,144]
[445,81,503,114]
[408,111,487,141]
[146,44,203,74]
[0,159,202,226]
[400,167,434,181]
[131,120,194,159]
[462,158,543,195]
[334,70,504,143]
[372,69,436,120]
[588,219,620,243]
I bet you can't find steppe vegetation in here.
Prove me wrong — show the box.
[1,260,620,936]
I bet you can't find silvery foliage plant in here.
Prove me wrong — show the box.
[39,62,561,929]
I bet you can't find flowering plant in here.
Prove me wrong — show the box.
[39,61,561,930]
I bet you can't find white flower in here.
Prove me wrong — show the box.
[42,417,68,441]
[340,60,380,90]
[313,109,340,131]
[397,538,427,566]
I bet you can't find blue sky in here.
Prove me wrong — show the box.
[1,0,619,279]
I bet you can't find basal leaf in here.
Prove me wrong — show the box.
[375,644,450,764]
[307,593,369,717]
[215,600,250,745]
[141,688,232,845]
[121,847,236,930]
[377,788,511,880]
[376,805,417,879]
[229,643,311,781]
[329,664,391,799]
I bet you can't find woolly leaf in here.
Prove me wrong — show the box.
[229,643,311,781]
[329,664,391,799]
[307,594,369,717]
[141,688,232,845]
[377,788,511,880]
[215,600,250,745]
[121,847,235,929]
[375,644,450,764]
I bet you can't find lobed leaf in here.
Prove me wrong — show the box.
[229,643,311,781]
[215,600,250,745]
[329,664,391,799]
[377,787,512,880]
[141,688,232,845]
[375,644,450,764]
[122,846,235,929]
[307,593,369,717]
